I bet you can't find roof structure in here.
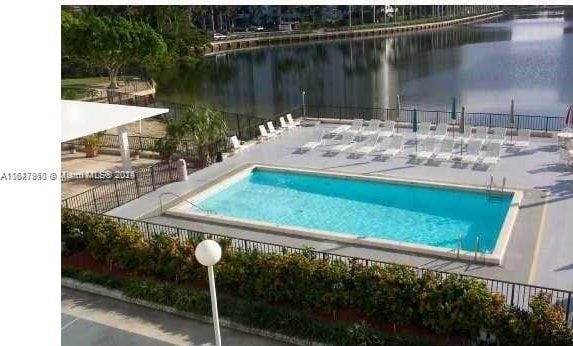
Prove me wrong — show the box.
[61,100,168,142]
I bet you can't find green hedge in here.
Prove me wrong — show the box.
[62,210,573,345]
[62,268,428,346]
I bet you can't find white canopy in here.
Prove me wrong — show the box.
[61,100,169,171]
[61,100,169,142]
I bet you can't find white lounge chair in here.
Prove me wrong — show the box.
[433,138,454,162]
[352,133,380,156]
[416,122,432,140]
[286,113,301,127]
[561,148,573,167]
[267,121,284,136]
[381,135,404,158]
[300,131,325,151]
[461,139,483,164]
[482,142,502,166]
[474,126,489,143]
[327,132,356,154]
[327,125,351,135]
[345,119,364,134]
[488,127,507,144]
[378,120,396,138]
[433,123,449,141]
[460,126,475,144]
[229,136,246,153]
[259,125,275,141]
[512,129,531,148]
[280,116,295,131]
[360,119,380,136]
[415,137,437,161]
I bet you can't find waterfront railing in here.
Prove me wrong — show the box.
[305,104,566,132]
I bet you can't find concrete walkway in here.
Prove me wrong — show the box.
[61,287,290,346]
[107,124,573,291]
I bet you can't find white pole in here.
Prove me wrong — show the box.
[397,94,401,120]
[302,90,306,119]
[117,125,132,171]
[208,266,221,346]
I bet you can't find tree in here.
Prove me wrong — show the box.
[62,11,167,88]
[166,106,228,145]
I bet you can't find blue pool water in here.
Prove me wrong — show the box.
[194,169,513,252]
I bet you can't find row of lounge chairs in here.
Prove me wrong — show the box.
[303,131,405,159]
[259,114,301,141]
[413,137,502,166]
[327,119,396,138]
[326,118,531,149]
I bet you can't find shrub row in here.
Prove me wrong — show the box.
[62,209,573,345]
[62,268,428,346]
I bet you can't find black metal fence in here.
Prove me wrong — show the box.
[154,101,303,143]
[64,133,231,169]
[62,161,181,213]
[304,105,566,132]
[62,207,573,325]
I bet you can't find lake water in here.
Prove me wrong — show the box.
[156,10,573,117]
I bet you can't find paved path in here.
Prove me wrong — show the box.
[108,124,573,291]
[61,287,290,346]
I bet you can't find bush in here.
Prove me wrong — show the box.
[419,275,505,338]
[492,293,573,345]
[61,210,573,345]
[354,264,420,323]
[63,268,429,346]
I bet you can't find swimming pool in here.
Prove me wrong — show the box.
[168,165,521,264]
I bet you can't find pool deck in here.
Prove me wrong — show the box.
[108,123,573,291]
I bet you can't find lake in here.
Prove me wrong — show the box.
[156,10,573,118]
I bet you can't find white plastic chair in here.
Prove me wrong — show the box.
[434,138,454,162]
[267,121,284,136]
[286,113,301,127]
[259,125,275,141]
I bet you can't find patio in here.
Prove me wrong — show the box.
[107,123,573,291]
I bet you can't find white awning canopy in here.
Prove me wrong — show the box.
[61,100,169,142]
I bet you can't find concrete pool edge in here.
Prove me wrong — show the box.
[166,164,523,265]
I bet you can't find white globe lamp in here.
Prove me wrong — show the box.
[195,239,223,346]
[195,239,222,266]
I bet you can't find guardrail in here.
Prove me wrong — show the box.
[304,105,565,132]
[62,207,573,325]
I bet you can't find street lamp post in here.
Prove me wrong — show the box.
[195,239,223,346]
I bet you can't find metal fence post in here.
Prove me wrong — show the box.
[488,114,492,128]
[566,292,571,324]
[150,166,156,190]
[236,114,241,138]
[545,117,549,133]
[92,189,98,213]
[134,171,140,197]
[510,284,515,305]
[114,179,120,206]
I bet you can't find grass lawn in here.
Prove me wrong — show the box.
[61,76,110,89]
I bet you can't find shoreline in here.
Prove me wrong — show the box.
[205,11,504,56]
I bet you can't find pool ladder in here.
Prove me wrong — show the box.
[159,192,215,215]
[456,234,484,263]
[487,175,506,200]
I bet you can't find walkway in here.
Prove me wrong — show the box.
[62,287,290,346]
[108,124,573,291]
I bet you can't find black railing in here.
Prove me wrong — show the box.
[62,207,573,325]
[62,161,182,213]
[304,105,565,132]
[154,101,303,143]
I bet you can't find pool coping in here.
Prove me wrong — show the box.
[166,164,523,265]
